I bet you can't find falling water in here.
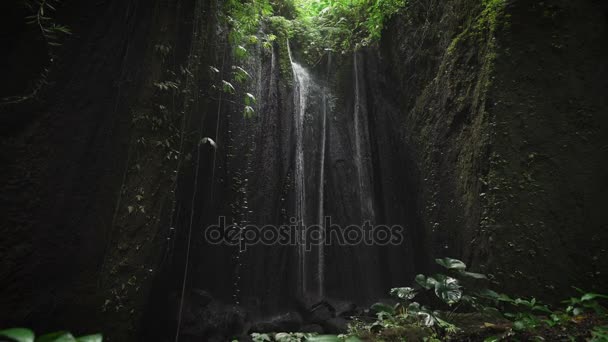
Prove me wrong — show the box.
[317,53,330,298]
[288,43,308,296]
[288,42,327,298]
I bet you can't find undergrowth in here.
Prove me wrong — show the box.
[245,258,608,342]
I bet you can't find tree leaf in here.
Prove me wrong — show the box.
[245,93,256,105]
[415,274,431,289]
[37,332,76,342]
[434,277,462,305]
[0,328,35,342]
[222,80,235,94]
[435,257,467,270]
[581,293,608,302]
[200,137,217,149]
[76,334,102,342]
[460,270,487,279]
[390,287,417,300]
[370,302,395,315]
[243,106,255,118]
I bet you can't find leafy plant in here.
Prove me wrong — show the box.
[590,325,608,342]
[0,328,101,342]
[563,289,608,316]
[288,0,407,62]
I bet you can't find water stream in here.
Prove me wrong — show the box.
[288,42,328,298]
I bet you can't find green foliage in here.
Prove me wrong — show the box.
[250,332,363,341]
[24,0,72,47]
[0,328,34,342]
[590,325,608,342]
[2,0,72,105]
[348,258,608,341]
[250,332,317,342]
[153,81,179,91]
[224,0,273,47]
[244,258,608,341]
[476,0,507,34]
[223,0,406,65]
[563,288,608,316]
[0,328,101,342]
[288,0,406,62]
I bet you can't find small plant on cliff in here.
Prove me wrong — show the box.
[2,0,72,105]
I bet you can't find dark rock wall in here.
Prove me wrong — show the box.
[373,0,608,298]
[1,0,608,339]
[0,0,164,334]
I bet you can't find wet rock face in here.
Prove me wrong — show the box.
[374,0,608,298]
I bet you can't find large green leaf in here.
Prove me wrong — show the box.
[435,257,467,270]
[475,288,501,301]
[581,293,608,302]
[434,277,462,305]
[415,274,438,290]
[75,334,102,342]
[0,328,35,342]
[36,332,76,342]
[415,274,429,289]
[371,302,395,315]
[390,287,417,300]
[460,271,487,279]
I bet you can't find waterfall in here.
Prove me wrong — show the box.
[288,42,327,298]
[316,53,331,298]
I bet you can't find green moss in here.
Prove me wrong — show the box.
[266,15,294,85]
[477,0,507,34]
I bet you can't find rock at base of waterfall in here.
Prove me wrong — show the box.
[173,289,250,341]
[249,311,304,333]
[326,298,357,318]
[296,294,334,322]
[300,324,325,334]
[322,317,349,334]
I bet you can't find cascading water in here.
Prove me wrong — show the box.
[317,54,330,298]
[288,42,328,298]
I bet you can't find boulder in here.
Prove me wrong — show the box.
[322,317,349,334]
[300,324,325,334]
[249,311,303,333]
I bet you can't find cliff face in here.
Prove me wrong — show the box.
[372,0,608,297]
[0,0,164,334]
[1,0,607,339]
[0,0,218,338]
